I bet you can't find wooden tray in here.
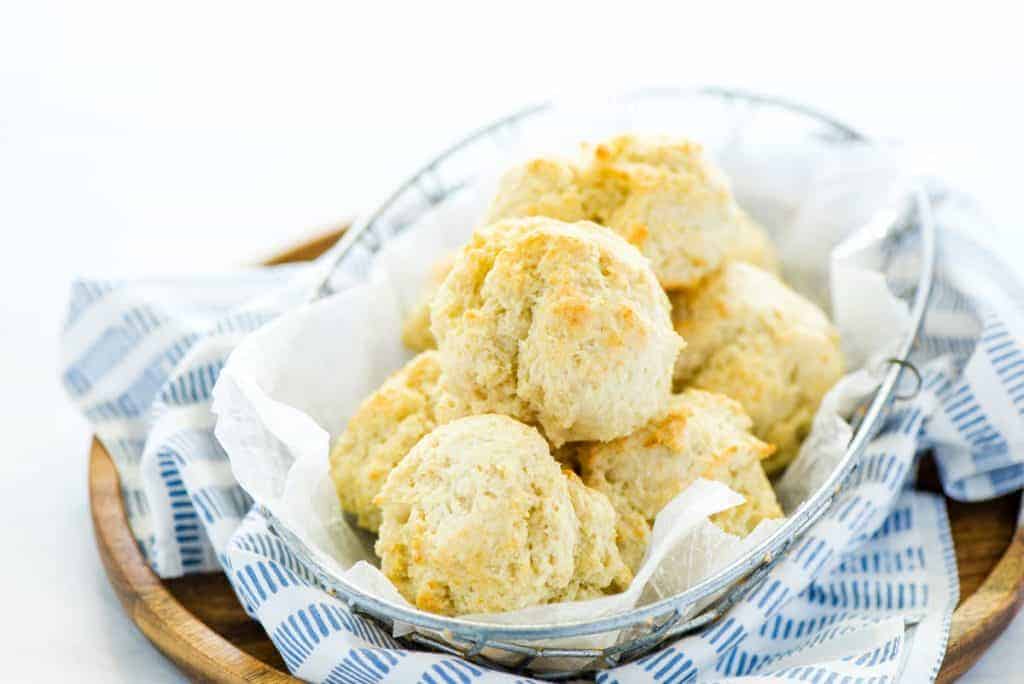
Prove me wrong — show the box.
[89,230,1024,683]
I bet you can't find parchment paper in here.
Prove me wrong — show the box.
[212,130,916,646]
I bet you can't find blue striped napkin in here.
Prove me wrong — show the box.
[62,189,1021,682]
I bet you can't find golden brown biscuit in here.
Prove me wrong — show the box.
[486,135,778,289]
[579,390,782,570]
[559,470,634,600]
[401,253,456,352]
[607,505,653,578]
[328,352,449,532]
[374,415,630,615]
[431,217,683,446]
[486,157,585,224]
[672,263,844,474]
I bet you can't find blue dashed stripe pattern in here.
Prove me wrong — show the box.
[63,279,118,330]
[60,187,1018,682]
[62,304,170,397]
[324,648,404,684]
[913,221,1024,500]
[61,269,299,572]
[224,513,523,682]
[601,358,956,683]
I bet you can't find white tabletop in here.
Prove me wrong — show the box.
[1,2,1022,681]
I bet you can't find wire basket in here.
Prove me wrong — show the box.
[264,87,936,680]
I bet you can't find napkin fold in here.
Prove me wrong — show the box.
[62,189,1021,682]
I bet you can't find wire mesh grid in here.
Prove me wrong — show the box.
[267,87,938,678]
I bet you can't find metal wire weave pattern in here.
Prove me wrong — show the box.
[267,87,937,678]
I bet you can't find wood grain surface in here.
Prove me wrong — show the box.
[919,464,1024,682]
[90,438,296,683]
[88,230,1024,683]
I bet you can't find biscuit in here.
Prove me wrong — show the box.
[430,217,683,445]
[486,157,585,224]
[606,505,653,578]
[672,262,843,473]
[486,135,777,289]
[559,470,634,600]
[579,390,782,570]
[328,351,449,532]
[728,210,780,276]
[374,414,630,615]
[401,253,456,352]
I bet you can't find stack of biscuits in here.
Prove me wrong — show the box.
[330,135,844,617]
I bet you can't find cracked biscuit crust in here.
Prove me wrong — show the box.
[401,253,456,352]
[328,351,449,532]
[374,415,631,615]
[559,470,634,600]
[672,263,844,474]
[431,217,683,446]
[579,390,782,571]
[486,135,778,289]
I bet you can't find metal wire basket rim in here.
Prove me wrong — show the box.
[279,87,937,641]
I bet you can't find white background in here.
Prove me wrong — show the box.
[1,1,1022,681]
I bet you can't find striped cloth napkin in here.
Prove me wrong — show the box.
[61,189,1022,683]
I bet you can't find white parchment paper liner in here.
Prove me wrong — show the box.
[212,131,917,652]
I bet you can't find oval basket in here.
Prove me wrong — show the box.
[90,89,1024,681]
[264,89,937,673]
[90,228,1023,683]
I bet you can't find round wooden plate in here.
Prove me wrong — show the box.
[89,230,1024,683]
